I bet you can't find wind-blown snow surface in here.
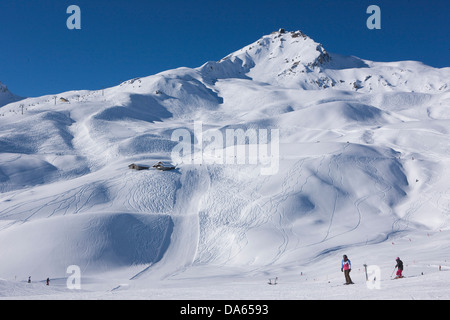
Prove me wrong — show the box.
[1,30,450,300]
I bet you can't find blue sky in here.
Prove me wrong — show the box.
[1,0,448,97]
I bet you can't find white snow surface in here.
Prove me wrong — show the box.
[1,30,450,300]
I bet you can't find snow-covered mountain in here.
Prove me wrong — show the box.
[1,30,450,299]
[0,81,22,108]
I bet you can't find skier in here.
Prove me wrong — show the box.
[28,276,31,283]
[394,257,404,279]
[46,278,50,286]
[341,255,354,284]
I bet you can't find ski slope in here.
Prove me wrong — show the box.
[0,30,450,300]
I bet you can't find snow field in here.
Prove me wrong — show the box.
[0,30,449,299]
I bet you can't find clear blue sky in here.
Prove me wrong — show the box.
[1,0,449,97]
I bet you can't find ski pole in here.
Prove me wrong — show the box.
[391,266,396,277]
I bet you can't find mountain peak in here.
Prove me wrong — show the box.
[200,30,331,85]
[228,29,330,66]
[0,80,22,107]
[199,29,448,92]
[0,81,8,92]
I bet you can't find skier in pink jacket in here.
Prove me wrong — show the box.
[341,255,354,284]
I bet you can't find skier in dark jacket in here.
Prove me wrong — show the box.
[341,255,354,284]
[395,257,404,279]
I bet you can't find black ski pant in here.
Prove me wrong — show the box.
[344,269,352,284]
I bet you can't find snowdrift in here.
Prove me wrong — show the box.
[0,212,173,279]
